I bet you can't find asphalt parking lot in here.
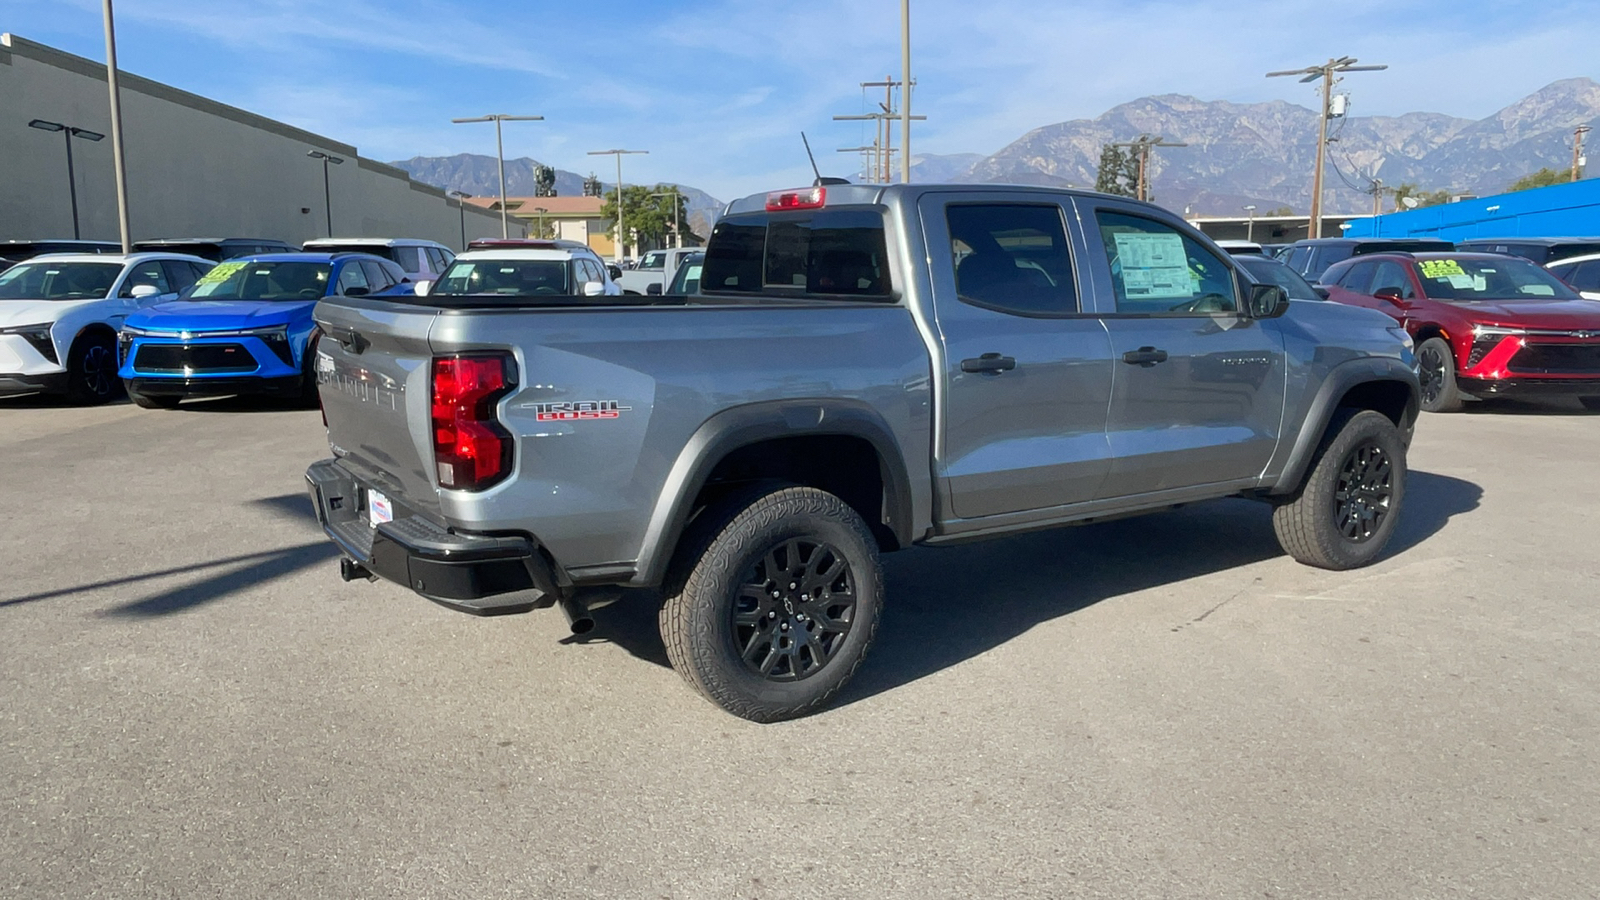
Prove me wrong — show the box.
[2,394,1597,899]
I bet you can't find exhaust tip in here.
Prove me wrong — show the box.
[558,593,596,635]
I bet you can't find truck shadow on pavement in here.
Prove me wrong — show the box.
[585,471,1482,702]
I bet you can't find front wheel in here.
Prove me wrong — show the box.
[660,485,884,723]
[65,332,121,405]
[1416,337,1464,413]
[1273,409,1407,570]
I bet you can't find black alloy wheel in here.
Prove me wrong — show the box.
[1417,343,1447,408]
[1332,439,1394,543]
[734,538,857,681]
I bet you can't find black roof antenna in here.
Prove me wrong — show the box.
[802,132,850,187]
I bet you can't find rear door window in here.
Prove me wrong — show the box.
[391,246,422,274]
[702,209,891,298]
[946,204,1077,315]
[1285,245,1311,274]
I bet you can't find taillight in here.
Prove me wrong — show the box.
[765,186,826,210]
[431,354,516,490]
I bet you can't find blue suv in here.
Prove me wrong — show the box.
[117,252,408,408]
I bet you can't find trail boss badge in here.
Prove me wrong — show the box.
[530,400,631,422]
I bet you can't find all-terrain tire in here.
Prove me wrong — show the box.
[1416,336,1465,413]
[1273,409,1407,571]
[127,384,180,409]
[64,332,121,405]
[659,485,884,723]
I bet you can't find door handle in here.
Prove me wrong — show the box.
[326,325,368,354]
[960,353,1016,375]
[1121,346,1169,367]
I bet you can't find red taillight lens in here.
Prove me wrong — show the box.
[431,354,516,490]
[765,186,826,211]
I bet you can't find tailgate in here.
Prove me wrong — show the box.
[313,298,444,518]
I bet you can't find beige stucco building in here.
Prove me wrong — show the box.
[0,33,520,249]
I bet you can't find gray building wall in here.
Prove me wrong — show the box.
[0,33,521,249]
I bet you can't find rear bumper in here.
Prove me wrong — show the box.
[127,375,303,397]
[1461,377,1600,398]
[305,458,564,616]
[0,371,68,397]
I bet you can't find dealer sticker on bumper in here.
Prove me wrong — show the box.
[367,489,393,527]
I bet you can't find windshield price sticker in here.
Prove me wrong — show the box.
[1418,259,1466,280]
[195,261,247,285]
[1113,232,1192,299]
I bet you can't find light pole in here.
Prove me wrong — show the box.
[1243,204,1257,242]
[451,114,544,238]
[1268,57,1387,239]
[531,206,549,239]
[650,189,681,247]
[588,149,648,264]
[306,150,343,237]
[27,119,105,239]
[448,190,473,250]
[900,0,912,183]
[101,0,131,252]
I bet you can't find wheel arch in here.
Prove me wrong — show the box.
[1270,357,1419,496]
[632,400,915,587]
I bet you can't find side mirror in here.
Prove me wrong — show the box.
[1373,286,1406,303]
[414,280,432,297]
[1313,285,1331,300]
[646,283,662,295]
[581,280,606,297]
[1247,284,1290,318]
[129,284,160,299]
[344,286,369,297]
[607,265,623,281]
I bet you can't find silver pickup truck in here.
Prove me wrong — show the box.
[306,183,1418,722]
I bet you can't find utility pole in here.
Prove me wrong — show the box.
[1111,135,1187,202]
[836,146,877,183]
[451,114,544,237]
[588,149,648,263]
[1268,57,1386,239]
[1573,125,1592,182]
[1366,178,1387,216]
[1243,204,1256,242]
[101,0,131,251]
[900,0,912,183]
[835,77,922,183]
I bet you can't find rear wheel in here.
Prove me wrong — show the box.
[65,332,120,405]
[660,485,884,723]
[1416,337,1464,413]
[298,335,322,408]
[1273,409,1407,570]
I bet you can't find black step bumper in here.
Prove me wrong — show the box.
[305,458,563,616]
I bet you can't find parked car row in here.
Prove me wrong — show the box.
[1230,238,1600,412]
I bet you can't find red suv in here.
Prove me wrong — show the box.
[1321,252,1600,412]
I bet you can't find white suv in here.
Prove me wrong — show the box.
[421,239,622,297]
[301,238,454,282]
[0,253,213,403]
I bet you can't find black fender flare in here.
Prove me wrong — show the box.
[1269,356,1420,496]
[631,399,914,587]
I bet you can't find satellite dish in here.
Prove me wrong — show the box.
[1401,197,1420,209]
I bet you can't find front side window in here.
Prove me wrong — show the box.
[0,261,120,300]
[161,260,200,293]
[361,261,394,291]
[1412,257,1579,302]
[638,251,667,271]
[702,209,891,298]
[337,262,371,295]
[389,246,421,274]
[946,204,1077,316]
[118,261,171,297]
[1337,261,1376,294]
[187,261,331,300]
[1369,261,1416,299]
[432,260,571,295]
[1097,211,1236,314]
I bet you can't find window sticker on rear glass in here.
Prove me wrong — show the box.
[1112,232,1190,299]
[196,261,247,284]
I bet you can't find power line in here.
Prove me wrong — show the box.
[1267,56,1387,238]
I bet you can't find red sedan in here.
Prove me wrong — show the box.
[1321,252,1600,412]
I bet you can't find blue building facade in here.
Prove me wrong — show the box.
[1343,178,1600,240]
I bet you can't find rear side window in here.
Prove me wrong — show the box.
[391,246,422,274]
[702,209,891,298]
[1307,246,1353,280]
[1285,245,1311,274]
[1568,260,1600,291]
[946,203,1077,316]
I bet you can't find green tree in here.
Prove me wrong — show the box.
[1095,144,1139,197]
[1507,167,1566,192]
[1263,205,1294,217]
[1391,183,1454,211]
[599,184,689,246]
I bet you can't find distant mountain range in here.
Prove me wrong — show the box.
[913,78,1600,217]
[389,154,723,237]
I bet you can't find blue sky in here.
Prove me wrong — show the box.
[5,0,1598,200]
